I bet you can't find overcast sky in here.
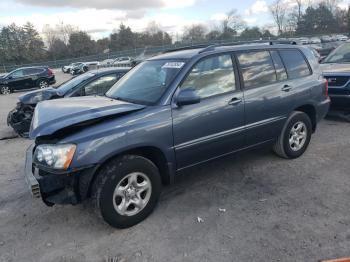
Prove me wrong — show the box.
[0,0,349,39]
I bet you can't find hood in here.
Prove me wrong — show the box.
[18,87,61,105]
[30,96,145,138]
[320,63,350,76]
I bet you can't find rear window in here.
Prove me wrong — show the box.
[237,51,276,88]
[279,50,311,79]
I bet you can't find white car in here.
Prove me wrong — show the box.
[62,62,83,74]
[310,37,321,44]
[336,35,348,41]
[112,57,133,67]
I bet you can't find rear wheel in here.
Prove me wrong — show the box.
[273,111,312,159]
[0,86,11,95]
[38,79,49,89]
[91,155,162,228]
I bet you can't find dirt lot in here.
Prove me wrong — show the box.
[0,71,350,262]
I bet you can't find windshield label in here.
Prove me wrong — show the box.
[162,62,185,69]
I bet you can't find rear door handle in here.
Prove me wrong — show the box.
[228,97,242,105]
[281,85,292,92]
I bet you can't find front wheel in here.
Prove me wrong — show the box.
[91,155,162,228]
[0,86,11,95]
[273,111,312,159]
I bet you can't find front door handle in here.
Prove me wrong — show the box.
[228,97,242,106]
[281,85,292,92]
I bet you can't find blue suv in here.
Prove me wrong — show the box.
[25,44,330,228]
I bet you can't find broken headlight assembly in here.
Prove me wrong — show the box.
[34,144,76,170]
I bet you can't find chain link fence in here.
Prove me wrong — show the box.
[0,34,346,73]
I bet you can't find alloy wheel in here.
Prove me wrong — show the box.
[289,121,307,151]
[39,81,48,89]
[0,86,11,95]
[113,172,152,216]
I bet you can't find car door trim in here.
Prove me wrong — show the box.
[175,115,286,151]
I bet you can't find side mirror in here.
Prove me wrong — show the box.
[176,88,200,106]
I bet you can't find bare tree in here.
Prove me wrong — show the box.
[269,0,287,35]
[182,24,207,43]
[221,9,246,35]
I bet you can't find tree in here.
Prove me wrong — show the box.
[296,3,338,35]
[240,27,262,39]
[182,24,207,43]
[68,31,96,57]
[220,9,246,38]
[269,0,287,35]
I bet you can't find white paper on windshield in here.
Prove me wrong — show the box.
[162,62,185,69]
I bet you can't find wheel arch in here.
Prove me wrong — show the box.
[82,145,173,200]
[294,104,317,132]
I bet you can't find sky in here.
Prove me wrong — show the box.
[0,0,349,40]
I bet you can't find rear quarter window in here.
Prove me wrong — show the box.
[279,49,311,79]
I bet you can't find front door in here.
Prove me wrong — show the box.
[172,53,245,170]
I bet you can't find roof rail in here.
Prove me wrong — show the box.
[162,39,299,55]
[162,44,211,53]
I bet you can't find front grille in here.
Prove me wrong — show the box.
[325,76,350,87]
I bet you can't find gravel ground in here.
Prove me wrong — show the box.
[0,71,350,262]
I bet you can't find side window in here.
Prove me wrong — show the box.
[270,51,287,81]
[84,75,118,96]
[180,54,236,99]
[279,49,311,79]
[11,69,24,78]
[237,51,276,88]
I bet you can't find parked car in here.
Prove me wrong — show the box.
[62,62,82,74]
[70,61,100,75]
[25,44,330,228]
[8,68,129,137]
[0,66,55,95]
[310,37,322,44]
[320,43,350,110]
[321,35,332,43]
[335,35,349,41]
[113,57,133,67]
[70,63,89,75]
[99,59,114,67]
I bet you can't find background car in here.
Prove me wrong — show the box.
[7,67,130,136]
[320,43,350,112]
[112,57,133,67]
[0,66,55,95]
[62,62,82,73]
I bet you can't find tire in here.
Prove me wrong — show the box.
[37,79,49,89]
[273,111,312,159]
[0,85,11,95]
[61,67,66,73]
[91,155,162,228]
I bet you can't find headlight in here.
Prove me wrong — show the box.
[34,144,76,170]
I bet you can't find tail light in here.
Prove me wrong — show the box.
[324,78,329,97]
[47,68,54,76]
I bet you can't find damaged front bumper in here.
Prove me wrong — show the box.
[24,144,99,206]
[7,103,34,137]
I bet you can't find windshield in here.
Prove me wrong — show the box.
[56,73,94,94]
[106,60,185,105]
[323,43,350,63]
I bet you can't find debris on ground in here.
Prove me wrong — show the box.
[197,217,204,223]
[218,208,226,213]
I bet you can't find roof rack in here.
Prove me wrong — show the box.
[163,39,299,55]
[162,44,211,53]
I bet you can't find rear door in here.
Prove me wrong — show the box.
[236,50,289,145]
[172,53,245,169]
